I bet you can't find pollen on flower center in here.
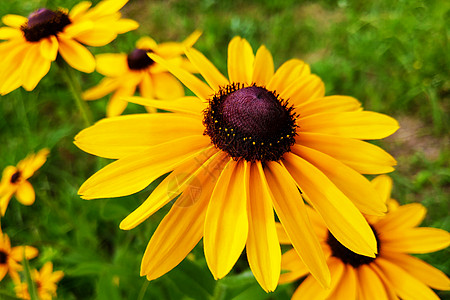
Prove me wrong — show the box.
[10,171,21,184]
[0,251,7,264]
[203,83,297,162]
[326,227,380,268]
[21,8,71,42]
[127,49,155,70]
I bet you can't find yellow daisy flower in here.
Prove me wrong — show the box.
[0,149,49,216]
[0,229,38,282]
[83,31,202,117]
[279,175,450,299]
[0,0,138,95]
[14,261,64,300]
[74,37,399,291]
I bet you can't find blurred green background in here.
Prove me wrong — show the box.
[0,0,448,299]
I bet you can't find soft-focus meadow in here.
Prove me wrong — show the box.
[0,0,448,299]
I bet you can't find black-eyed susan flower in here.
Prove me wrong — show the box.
[83,31,201,117]
[0,0,138,95]
[279,175,450,299]
[0,229,38,282]
[74,37,399,292]
[14,261,64,300]
[0,149,49,216]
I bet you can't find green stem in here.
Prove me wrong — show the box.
[22,251,39,300]
[58,61,93,127]
[137,280,150,300]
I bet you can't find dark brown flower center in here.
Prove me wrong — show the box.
[326,226,380,268]
[203,84,297,162]
[10,171,21,184]
[127,49,155,70]
[21,8,71,42]
[0,251,7,264]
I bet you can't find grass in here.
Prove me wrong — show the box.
[0,0,449,299]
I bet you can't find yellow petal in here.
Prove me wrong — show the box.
[123,96,205,115]
[1,14,27,28]
[382,251,450,291]
[106,85,136,117]
[74,29,118,47]
[283,153,377,257]
[280,74,325,106]
[252,45,274,86]
[246,162,281,292]
[21,43,51,91]
[0,189,14,216]
[275,222,291,245]
[74,113,204,159]
[10,246,38,261]
[370,175,393,204]
[204,160,249,279]
[136,36,157,50]
[113,18,139,33]
[297,132,397,174]
[69,1,92,19]
[296,95,362,116]
[120,148,218,230]
[0,40,28,95]
[0,27,22,40]
[83,77,121,100]
[292,144,386,216]
[376,258,440,300]
[149,53,212,101]
[279,248,310,284]
[138,72,154,99]
[328,264,357,300]
[15,181,35,206]
[152,72,185,99]
[375,203,426,232]
[58,36,95,73]
[299,111,400,140]
[141,152,226,280]
[95,53,128,76]
[78,135,211,199]
[185,47,228,91]
[40,36,59,61]
[382,227,450,254]
[265,161,330,288]
[227,37,254,85]
[267,59,310,96]
[357,264,390,300]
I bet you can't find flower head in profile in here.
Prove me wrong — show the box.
[0,149,49,216]
[0,0,138,94]
[0,229,38,282]
[279,175,450,299]
[83,31,201,117]
[14,261,64,300]
[75,37,399,291]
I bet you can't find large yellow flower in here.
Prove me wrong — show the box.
[0,229,38,282]
[75,37,399,292]
[279,175,450,299]
[14,261,64,300]
[83,31,201,117]
[0,149,49,216]
[0,0,138,95]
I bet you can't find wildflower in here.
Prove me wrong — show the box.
[0,0,138,94]
[279,175,450,299]
[14,262,64,300]
[75,37,399,291]
[0,229,38,281]
[83,31,201,117]
[0,149,49,216]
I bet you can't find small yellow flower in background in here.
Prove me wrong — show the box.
[83,31,202,117]
[75,36,399,292]
[279,175,450,299]
[0,0,138,95]
[14,262,64,300]
[0,228,38,282]
[0,149,49,216]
